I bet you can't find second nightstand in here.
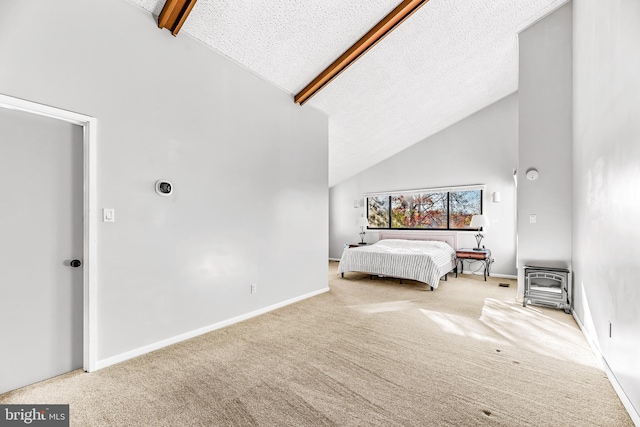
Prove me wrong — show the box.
[455,248,492,281]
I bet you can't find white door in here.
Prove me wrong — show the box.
[0,106,83,394]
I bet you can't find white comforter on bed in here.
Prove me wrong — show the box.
[337,239,456,288]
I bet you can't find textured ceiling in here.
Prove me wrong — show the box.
[128,0,567,186]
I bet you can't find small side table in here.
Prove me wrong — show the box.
[455,248,492,281]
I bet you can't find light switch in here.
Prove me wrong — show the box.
[103,208,115,223]
[529,214,536,224]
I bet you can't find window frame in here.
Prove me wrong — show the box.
[366,189,484,231]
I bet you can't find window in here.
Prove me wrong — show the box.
[366,187,483,230]
[449,190,482,228]
[391,192,448,229]
[367,196,389,228]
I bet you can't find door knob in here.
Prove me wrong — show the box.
[70,260,82,268]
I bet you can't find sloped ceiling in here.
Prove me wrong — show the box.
[128,0,567,186]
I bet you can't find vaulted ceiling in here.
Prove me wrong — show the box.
[128,0,567,186]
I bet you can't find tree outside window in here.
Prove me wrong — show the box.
[366,189,482,230]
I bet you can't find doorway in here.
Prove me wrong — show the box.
[0,94,97,393]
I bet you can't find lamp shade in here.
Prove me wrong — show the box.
[470,214,489,228]
[356,217,369,227]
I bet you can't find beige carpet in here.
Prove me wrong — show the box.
[1,262,633,426]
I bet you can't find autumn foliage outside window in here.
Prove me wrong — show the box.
[367,190,482,230]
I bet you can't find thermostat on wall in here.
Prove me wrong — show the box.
[526,169,539,180]
[155,180,173,196]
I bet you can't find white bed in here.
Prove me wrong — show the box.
[337,231,457,290]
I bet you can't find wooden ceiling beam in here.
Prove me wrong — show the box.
[294,0,429,105]
[158,0,198,36]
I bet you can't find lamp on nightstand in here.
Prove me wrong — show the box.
[470,214,489,250]
[356,216,369,245]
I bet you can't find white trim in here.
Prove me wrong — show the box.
[364,184,485,198]
[488,273,517,279]
[329,257,341,262]
[95,287,330,370]
[571,310,602,362]
[459,271,517,279]
[0,94,98,372]
[572,311,640,425]
[601,355,640,425]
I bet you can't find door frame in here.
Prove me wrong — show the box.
[0,93,97,372]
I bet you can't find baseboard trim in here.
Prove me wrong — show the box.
[95,287,331,370]
[572,310,640,425]
[329,257,341,262]
[459,270,516,279]
[489,273,517,279]
[601,354,640,426]
[571,310,602,366]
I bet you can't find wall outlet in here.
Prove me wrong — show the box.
[251,284,257,294]
[529,214,537,224]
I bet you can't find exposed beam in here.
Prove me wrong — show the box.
[294,0,429,105]
[158,0,198,36]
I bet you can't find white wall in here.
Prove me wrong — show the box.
[573,0,640,418]
[517,3,573,297]
[0,0,328,363]
[330,94,518,277]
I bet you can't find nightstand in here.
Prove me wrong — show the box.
[455,248,492,281]
[347,243,367,248]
